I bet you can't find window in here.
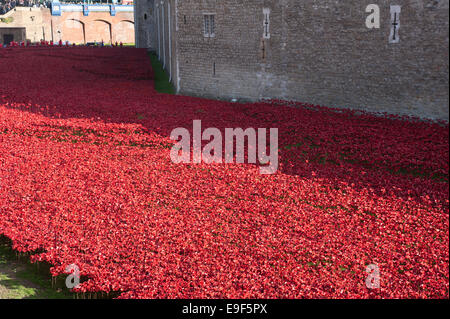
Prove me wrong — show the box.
[203,14,215,37]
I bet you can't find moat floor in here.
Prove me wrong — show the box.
[0,47,448,299]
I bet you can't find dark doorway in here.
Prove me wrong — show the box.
[3,34,14,45]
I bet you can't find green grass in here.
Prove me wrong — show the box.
[0,239,71,299]
[148,51,176,94]
[0,17,14,24]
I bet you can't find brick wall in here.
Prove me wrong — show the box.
[138,0,449,120]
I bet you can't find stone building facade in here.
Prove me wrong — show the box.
[1,6,134,45]
[135,0,449,120]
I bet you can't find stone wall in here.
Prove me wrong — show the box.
[135,0,156,49]
[0,27,26,44]
[0,7,50,43]
[138,0,449,120]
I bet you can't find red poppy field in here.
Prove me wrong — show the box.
[0,47,448,299]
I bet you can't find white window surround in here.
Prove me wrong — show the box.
[203,13,216,38]
[389,5,401,44]
[263,8,270,39]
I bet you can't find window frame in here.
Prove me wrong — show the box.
[203,13,216,38]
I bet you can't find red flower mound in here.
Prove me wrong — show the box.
[0,46,448,299]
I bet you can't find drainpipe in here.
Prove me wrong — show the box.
[175,0,180,93]
[51,19,54,42]
[133,0,137,47]
[156,3,161,57]
[168,1,172,82]
[162,1,166,69]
